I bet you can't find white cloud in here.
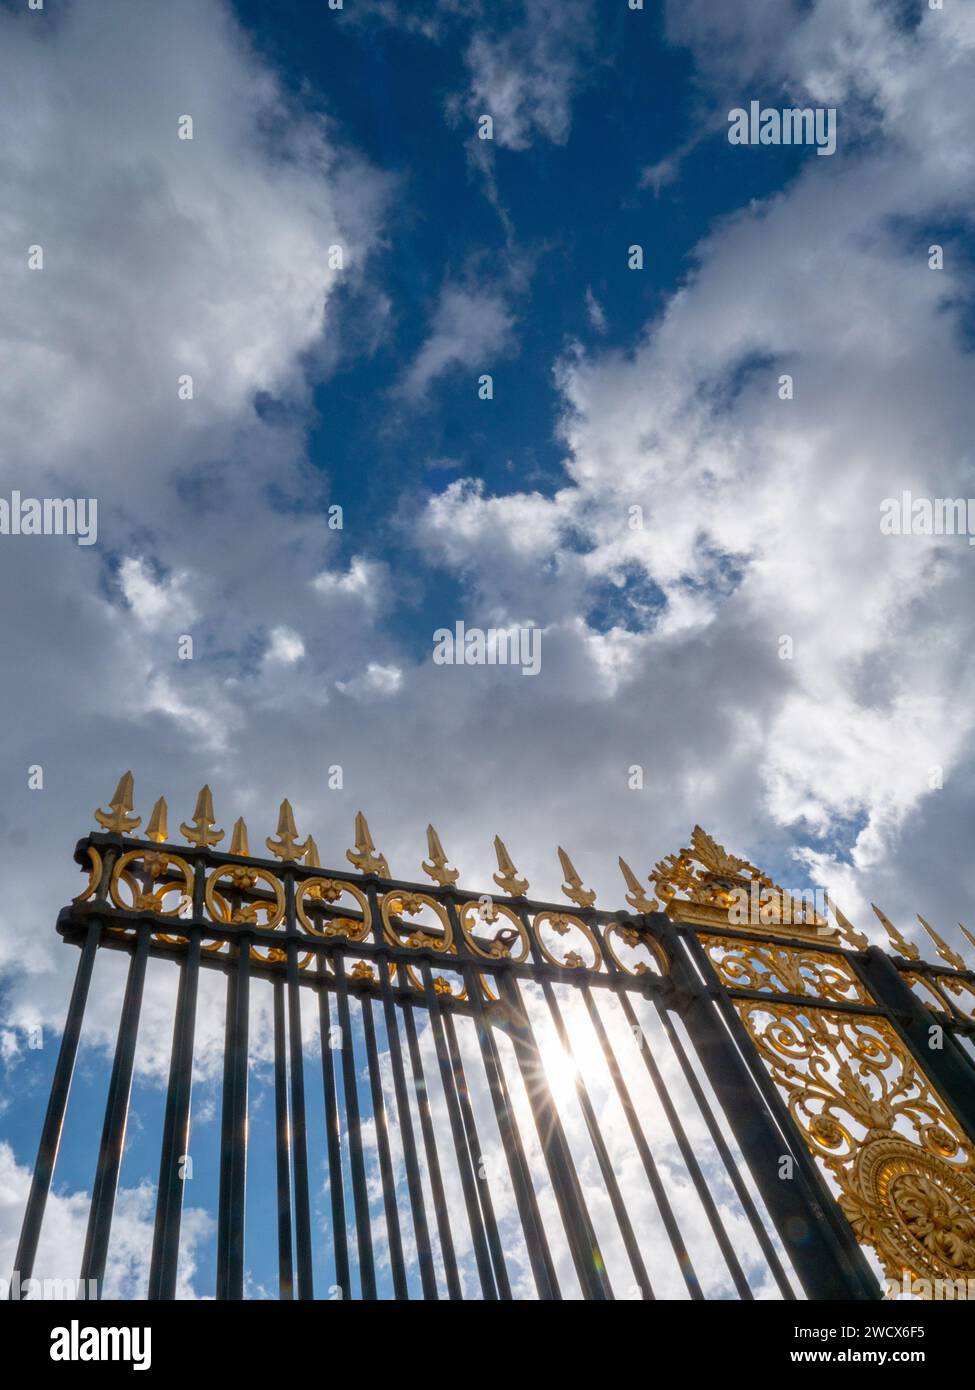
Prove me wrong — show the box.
[264,626,305,666]
[398,283,517,399]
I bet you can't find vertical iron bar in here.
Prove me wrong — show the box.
[459,958,561,1300]
[419,959,497,1299]
[360,992,409,1298]
[650,995,795,1298]
[538,980,654,1298]
[272,977,294,1300]
[12,917,101,1289]
[80,921,151,1291]
[401,995,462,1298]
[332,951,376,1298]
[316,959,350,1299]
[667,918,878,1299]
[216,931,250,1299]
[854,946,975,1145]
[372,944,438,1299]
[496,971,612,1299]
[614,986,752,1297]
[148,927,202,1299]
[441,1008,512,1298]
[284,872,314,1299]
[579,983,703,1298]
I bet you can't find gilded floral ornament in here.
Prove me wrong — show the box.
[617,857,658,914]
[557,847,596,909]
[265,799,311,862]
[492,835,528,897]
[916,915,966,972]
[422,824,459,887]
[738,1001,975,1289]
[94,771,141,835]
[180,785,224,848]
[346,812,389,877]
[871,904,920,961]
[651,825,834,940]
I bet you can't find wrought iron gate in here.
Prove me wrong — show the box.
[11,776,975,1299]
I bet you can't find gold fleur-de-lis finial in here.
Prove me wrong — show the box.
[618,857,658,914]
[94,771,141,835]
[492,835,528,897]
[871,903,919,960]
[146,797,169,844]
[266,798,311,861]
[229,817,250,857]
[558,847,596,909]
[180,785,224,848]
[347,812,389,877]
[422,824,459,887]
[917,915,966,971]
[305,835,321,869]
[827,896,869,950]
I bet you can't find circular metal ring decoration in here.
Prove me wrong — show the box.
[205,862,285,931]
[73,846,103,905]
[605,920,668,977]
[380,890,464,999]
[111,850,193,918]
[296,877,371,942]
[532,910,603,972]
[458,898,530,1001]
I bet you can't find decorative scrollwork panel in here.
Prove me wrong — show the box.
[736,1001,975,1290]
[700,936,870,1003]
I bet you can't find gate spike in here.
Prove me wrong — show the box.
[347,811,389,877]
[960,923,975,960]
[558,847,596,908]
[618,857,657,914]
[305,835,321,869]
[492,835,528,897]
[827,896,869,950]
[266,798,311,861]
[870,903,919,960]
[917,914,965,971]
[180,784,224,848]
[146,797,169,844]
[94,771,141,835]
[229,817,250,857]
[422,824,459,887]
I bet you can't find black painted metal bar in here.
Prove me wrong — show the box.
[441,1008,512,1299]
[459,958,561,1300]
[272,978,295,1300]
[285,938,314,1297]
[855,946,975,1146]
[216,931,250,1300]
[649,994,795,1299]
[616,985,753,1297]
[419,959,497,1299]
[495,971,611,1300]
[80,921,151,1291]
[668,918,879,1299]
[372,950,438,1299]
[539,980,654,1298]
[12,917,102,1289]
[360,992,409,1298]
[579,982,703,1298]
[332,952,376,1298]
[316,957,350,1299]
[400,994,462,1299]
[148,927,202,1299]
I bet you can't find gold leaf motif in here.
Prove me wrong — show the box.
[94,771,141,835]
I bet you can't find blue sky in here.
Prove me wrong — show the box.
[1,0,975,1298]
